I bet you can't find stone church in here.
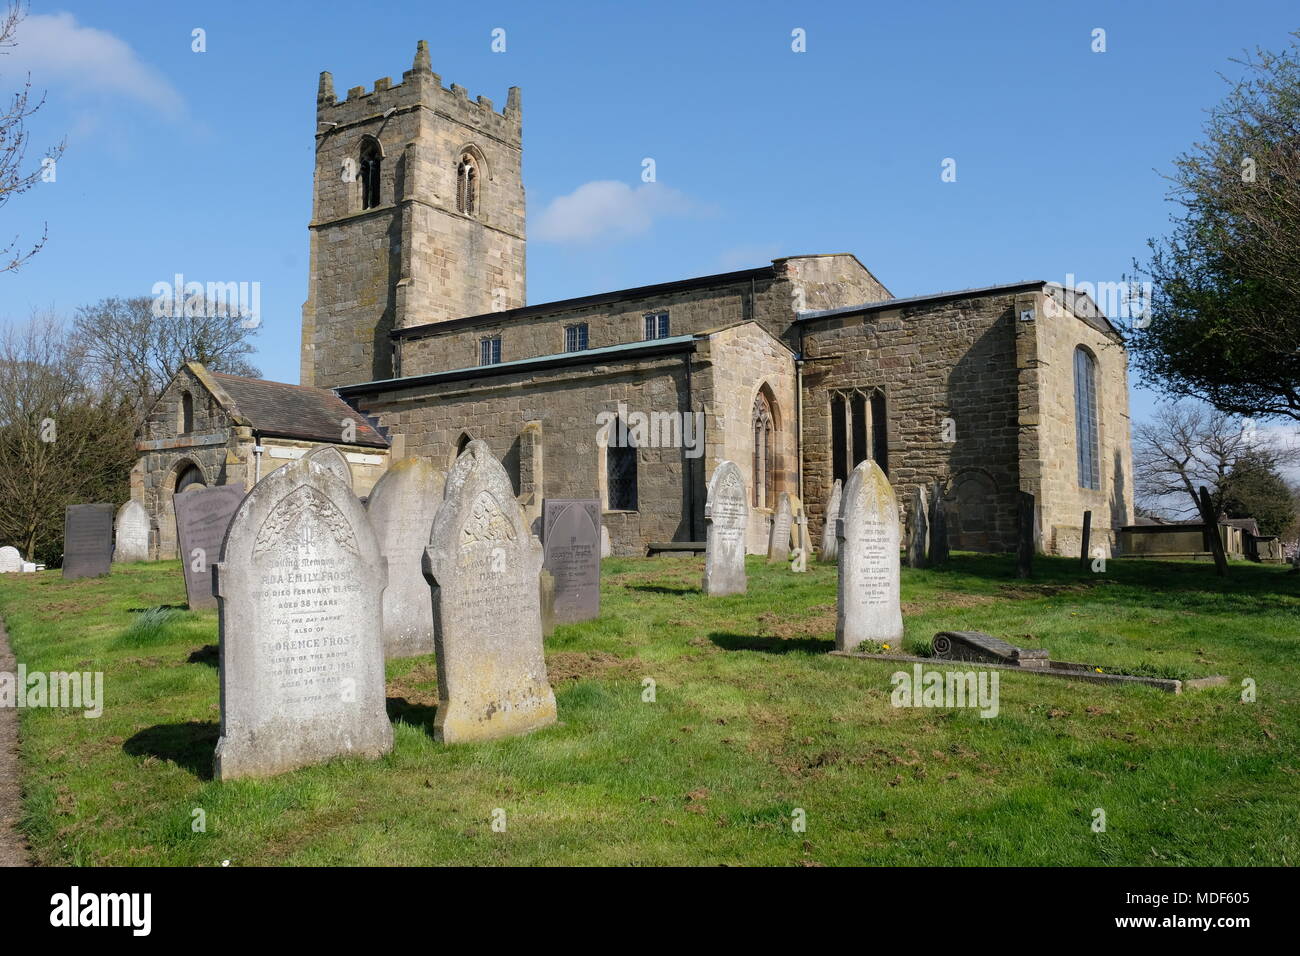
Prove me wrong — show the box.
[134,40,1133,560]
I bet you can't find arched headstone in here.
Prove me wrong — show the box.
[113,501,151,564]
[819,479,842,562]
[703,461,748,596]
[304,445,352,490]
[836,460,903,652]
[541,499,601,624]
[767,492,793,563]
[0,546,22,573]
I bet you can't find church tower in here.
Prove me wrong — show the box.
[301,41,526,387]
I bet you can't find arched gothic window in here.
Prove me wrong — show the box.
[1074,347,1100,490]
[457,153,479,216]
[752,391,776,509]
[359,138,382,210]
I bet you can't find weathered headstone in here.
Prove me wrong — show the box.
[1197,486,1229,577]
[906,485,929,569]
[541,498,601,624]
[540,568,557,638]
[767,492,793,563]
[175,484,246,610]
[790,513,808,573]
[113,500,151,564]
[1016,491,1035,579]
[212,456,392,780]
[702,460,748,596]
[927,480,949,566]
[789,493,813,559]
[62,503,115,580]
[932,631,1049,668]
[601,525,611,558]
[1079,510,1093,570]
[835,460,903,652]
[304,445,352,489]
[422,440,556,743]
[365,457,445,658]
[819,479,842,562]
[0,546,21,573]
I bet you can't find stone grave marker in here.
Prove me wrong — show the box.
[601,525,611,558]
[932,630,1049,668]
[422,440,556,743]
[819,479,842,562]
[304,445,352,490]
[540,568,557,638]
[767,492,793,563]
[927,480,949,566]
[541,498,601,624]
[906,485,929,569]
[175,484,247,610]
[835,460,903,652]
[702,460,748,596]
[113,500,151,564]
[790,513,808,572]
[62,503,115,579]
[212,456,392,780]
[789,493,813,559]
[0,546,21,573]
[1016,491,1035,579]
[365,457,445,658]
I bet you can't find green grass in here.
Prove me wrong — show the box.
[1,553,1297,866]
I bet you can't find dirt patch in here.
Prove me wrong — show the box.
[0,616,29,866]
[755,604,836,640]
[386,661,440,708]
[545,650,633,684]
[998,583,1093,599]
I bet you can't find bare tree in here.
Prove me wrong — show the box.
[0,2,65,274]
[73,295,260,418]
[1134,402,1300,520]
[0,313,137,564]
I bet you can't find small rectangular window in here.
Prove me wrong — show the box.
[644,311,670,340]
[565,323,589,352]
[480,336,501,366]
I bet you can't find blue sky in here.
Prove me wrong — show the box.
[3,0,1297,427]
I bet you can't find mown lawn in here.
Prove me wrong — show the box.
[0,553,1297,866]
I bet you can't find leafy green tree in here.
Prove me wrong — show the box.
[1220,454,1298,538]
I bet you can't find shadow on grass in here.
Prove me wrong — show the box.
[124,721,218,781]
[127,604,188,613]
[387,696,438,734]
[627,584,699,595]
[187,644,218,667]
[710,631,833,654]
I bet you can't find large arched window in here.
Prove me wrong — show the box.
[180,392,194,434]
[830,388,888,479]
[457,153,479,217]
[1074,346,1100,490]
[359,138,382,209]
[752,391,776,508]
[606,419,638,511]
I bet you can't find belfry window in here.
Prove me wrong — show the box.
[457,153,479,217]
[359,139,382,209]
[1074,346,1100,490]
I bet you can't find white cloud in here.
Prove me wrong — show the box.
[4,12,184,118]
[533,180,709,243]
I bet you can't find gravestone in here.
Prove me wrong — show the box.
[365,457,445,658]
[932,631,1049,668]
[790,514,808,573]
[789,493,813,559]
[1197,486,1229,577]
[1016,491,1035,579]
[113,500,150,564]
[304,445,352,489]
[1080,510,1093,570]
[62,503,115,580]
[927,480,949,566]
[422,440,556,743]
[835,460,903,652]
[175,484,247,610]
[540,568,557,638]
[212,456,392,780]
[0,546,21,573]
[702,460,748,596]
[767,492,793,563]
[906,485,929,569]
[601,525,611,558]
[541,498,601,624]
[819,479,842,562]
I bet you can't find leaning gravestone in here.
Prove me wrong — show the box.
[113,500,151,564]
[304,445,352,490]
[703,460,748,596]
[175,484,247,610]
[906,485,929,569]
[836,460,903,652]
[0,546,21,573]
[767,492,793,563]
[819,479,842,562]
[63,503,115,579]
[927,480,949,566]
[542,499,601,624]
[365,457,445,657]
[423,440,556,743]
[212,456,392,781]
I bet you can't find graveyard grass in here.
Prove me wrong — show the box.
[1,554,1297,866]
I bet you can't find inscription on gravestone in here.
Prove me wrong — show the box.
[365,457,445,658]
[62,503,115,580]
[836,460,903,652]
[175,484,247,609]
[113,500,151,564]
[304,445,352,489]
[212,456,392,780]
[703,460,748,596]
[541,499,601,624]
[423,441,556,743]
